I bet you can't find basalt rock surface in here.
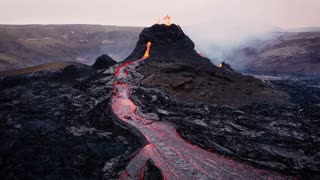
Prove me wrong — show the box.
[130,77,320,179]
[139,159,164,180]
[0,66,145,179]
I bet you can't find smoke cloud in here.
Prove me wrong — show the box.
[182,18,280,69]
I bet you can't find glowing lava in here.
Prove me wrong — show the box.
[155,15,172,26]
[143,42,152,59]
[199,52,206,58]
[164,15,172,26]
[219,63,223,68]
[111,41,292,179]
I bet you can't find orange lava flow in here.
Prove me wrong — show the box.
[143,42,152,59]
[111,41,292,180]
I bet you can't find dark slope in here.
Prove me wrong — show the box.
[126,24,287,106]
[92,54,117,70]
[125,24,212,66]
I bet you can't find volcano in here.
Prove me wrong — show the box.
[126,24,287,106]
[125,24,212,66]
[1,22,319,179]
[111,23,294,179]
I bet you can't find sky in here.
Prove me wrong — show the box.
[0,0,319,29]
[1,0,319,62]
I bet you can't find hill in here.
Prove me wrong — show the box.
[228,31,320,75]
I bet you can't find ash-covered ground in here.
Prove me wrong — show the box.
[130,75,320,179]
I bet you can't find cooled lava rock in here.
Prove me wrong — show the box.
[0,68,145,179]
[92,54,117,70]
[130,77,320,179]
[139,159,164,180]
[125,24,287,106]
[120,23,320,178]
[62,64,94,78]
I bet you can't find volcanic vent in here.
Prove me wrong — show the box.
[125,24,212,66]
[128,24,287,106]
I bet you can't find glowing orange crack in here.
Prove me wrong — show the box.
[143,42,152,59]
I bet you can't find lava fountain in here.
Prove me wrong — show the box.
[111,41,292,179]
[164,15,172,26]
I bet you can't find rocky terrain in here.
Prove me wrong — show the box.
[0,25,142,71]
[125,24,320,178]
[0,62,146,179]
[131,78,320,178]
[228,31,320,75]
[0,23,319,179]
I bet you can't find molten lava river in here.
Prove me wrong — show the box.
[111,42,292,179]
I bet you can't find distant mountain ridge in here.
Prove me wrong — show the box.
[0,24,143,71]
[282,26,320,32]
[225,31,320,75]
[1,24,319,75]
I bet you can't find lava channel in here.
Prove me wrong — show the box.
[111,42,293,180]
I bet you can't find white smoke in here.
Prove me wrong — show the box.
[181,18,281,70]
